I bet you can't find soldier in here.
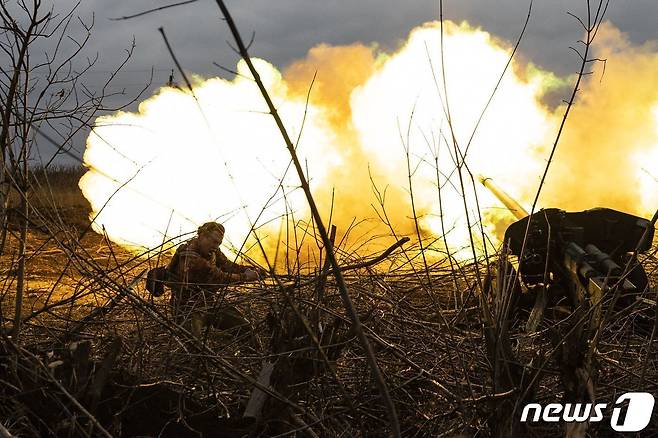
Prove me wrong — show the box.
[167,222,260,338]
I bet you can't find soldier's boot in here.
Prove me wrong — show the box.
[214,305,249,332]
[213,305,261,348]
[191,313,205,338]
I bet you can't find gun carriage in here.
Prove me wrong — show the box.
[480,175,654,318]
[479,176,655,437]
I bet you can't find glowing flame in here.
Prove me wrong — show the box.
[81,59,339,253]
[80,21,658,263]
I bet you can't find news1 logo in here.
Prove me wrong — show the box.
[520,392,655,432]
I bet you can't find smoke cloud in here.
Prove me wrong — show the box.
[79,20,658,266]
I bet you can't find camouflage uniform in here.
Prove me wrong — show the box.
[167,237,250,336]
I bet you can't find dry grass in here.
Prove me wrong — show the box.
[1,168,657,437]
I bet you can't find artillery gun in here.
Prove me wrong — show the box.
[479,176,656,437]
[479,175,654,318]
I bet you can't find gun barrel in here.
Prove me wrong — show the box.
[478,175,529,220]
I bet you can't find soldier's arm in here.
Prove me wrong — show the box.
[182,252,245,289]
[215,250,250,274]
